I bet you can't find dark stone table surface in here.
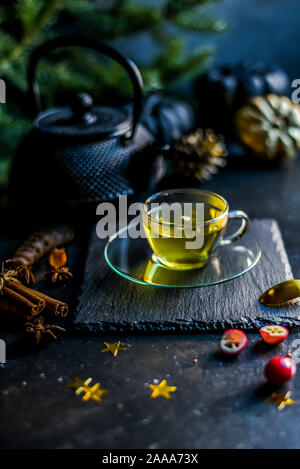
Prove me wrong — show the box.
[1,156,300,449]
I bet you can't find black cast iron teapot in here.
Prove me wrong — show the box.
[11,35,158,209]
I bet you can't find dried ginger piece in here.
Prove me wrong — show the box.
[6,225,74,283]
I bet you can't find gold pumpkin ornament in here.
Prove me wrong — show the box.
[235,94,300,162]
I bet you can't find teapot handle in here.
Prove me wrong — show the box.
[27,35,144,139]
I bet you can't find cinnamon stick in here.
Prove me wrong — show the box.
[32,290,68,318]
[0,297,30,320]
[0,278,68,319]
[6,279,45,310]
[57,303,69,318]
[2,286,44,319]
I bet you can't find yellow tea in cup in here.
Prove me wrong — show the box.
[142,189,249,271]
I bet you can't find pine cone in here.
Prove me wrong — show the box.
[170,129,227,181]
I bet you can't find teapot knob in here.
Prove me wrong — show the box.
[71,92,97,125]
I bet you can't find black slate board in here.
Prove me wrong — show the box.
[74,219,300,333]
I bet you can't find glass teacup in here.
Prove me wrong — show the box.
[142,189,249,270]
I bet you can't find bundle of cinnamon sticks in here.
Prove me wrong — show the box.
[0,277,68,320]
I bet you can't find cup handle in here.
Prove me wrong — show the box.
[220,210,249,246]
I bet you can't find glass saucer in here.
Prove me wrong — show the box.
[104,221,261,288]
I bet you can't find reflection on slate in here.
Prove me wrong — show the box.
[74,219,300,333]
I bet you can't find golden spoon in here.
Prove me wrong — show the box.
[260,279,300,306]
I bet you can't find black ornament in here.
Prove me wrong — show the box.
[195,61,289,137]
[141,93,194,145]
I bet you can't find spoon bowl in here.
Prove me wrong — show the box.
[260,279,300,306]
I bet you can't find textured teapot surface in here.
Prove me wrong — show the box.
[35,92,133,139]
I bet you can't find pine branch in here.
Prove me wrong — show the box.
[175,11,226,33]
[152,32,214,85]
[0,0,63,71]
[0,32,18,57]
[162,47,214,83]
[16,0,45,34]
[164,0,214,19]
[63,0,94,15]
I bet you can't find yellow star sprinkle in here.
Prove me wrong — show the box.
[267,391,295,410]
[101,341,127,357]
[67,377,108,402]
[66,377,88,390]
[149,379,177,399]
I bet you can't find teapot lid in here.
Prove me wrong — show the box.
[35,92,132,138]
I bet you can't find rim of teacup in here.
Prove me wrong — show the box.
[143,188,229,227]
